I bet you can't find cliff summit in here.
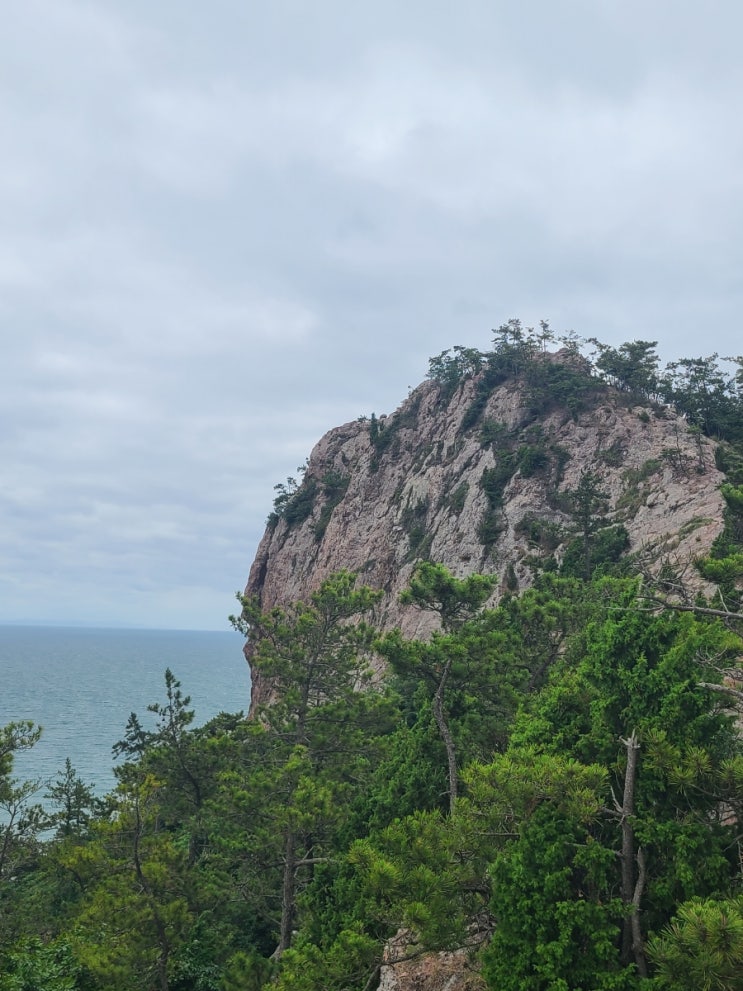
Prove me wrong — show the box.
[244,339,727,709]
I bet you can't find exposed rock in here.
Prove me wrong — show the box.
[378,931,486,991]
[243,356,726,712]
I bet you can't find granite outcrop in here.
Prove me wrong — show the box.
[244,353,725,712]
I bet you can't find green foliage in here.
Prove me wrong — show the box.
[271,926,380,991]
[368,395,422,465]
[479,418,511,448]
[422,331,743,492]
[515,514,563,553]
[459,384,492,432]
[368,412,381,444]
[269,467,318,530]
[516,442,550,477]
[63,774,193,989]
[660,354,743,443]
[400,498,431,561]
[598,440,627,468]
[560,470,620,580]
[476,428,572,554]
[0,936,92,991]
[696,553,743,587]
[427,346,485,402]
[382,568,584,820]
[350,714,448,829]
[0,722,46,947]
[568,469,609,532]
[482,810,634,991]
[489,318,541,374]
[229,573,393,956]
[392,565,499,811]
[560,525,630,580]
[511,587,743,935]
[445,480,469,514]
[351,809,475,949]
[5,477,743,991]
[473,756,630,989]
[590,338,660,399]
[282,478,317,528]
[456,320,595,429]
[646,896,743,990]
[44,760,100,839]
[0,722,42,784]
[221,950,276,991]
[480,452,517,509]
[616,459,662,515]
[112,668,215,823]
[512,582,740,761]
[231,571,382,720]
[477,511,503,548]
[521,352,597,419]
[313,470,350,541]
[721,481,743,517]
[715,442,743,485]
[700,482,743,608]
[477,458,515,546]
[399,562,497,632]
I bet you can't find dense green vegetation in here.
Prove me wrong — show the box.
[426,319,743,442]
[3,563,743,990]
[4,327,743,990]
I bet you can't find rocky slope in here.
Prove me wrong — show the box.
[243,351,725,710]
[378,931,486,990]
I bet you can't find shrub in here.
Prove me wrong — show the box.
[560,525,630,579]
[446,481,469,515]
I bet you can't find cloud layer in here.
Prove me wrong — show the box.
[2,0,741,628]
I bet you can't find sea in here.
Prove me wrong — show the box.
[0,626,251,801]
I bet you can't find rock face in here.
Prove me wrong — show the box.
[378,931,486,991]
[244,354,725,711]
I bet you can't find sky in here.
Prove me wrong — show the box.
[2,0,742,630]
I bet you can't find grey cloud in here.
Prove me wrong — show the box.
[1,0,742,628]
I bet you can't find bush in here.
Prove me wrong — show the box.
[445,481,469,515]
[480,458,517,511]
[560,525,630,579]
[516,514,563,552]
[478,511,503,548]
[517,444,550,478]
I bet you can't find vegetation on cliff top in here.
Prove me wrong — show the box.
[267,323,743,573]
[427,320,743,447]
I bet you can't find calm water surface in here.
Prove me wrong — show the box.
[0,626,250,798]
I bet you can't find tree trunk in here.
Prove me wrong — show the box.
[631,847,648,978]
[433,656,458,814]
[619,731,647,976]
[582,529,592,581]
[276,829,297,958]
[132,792,171,991]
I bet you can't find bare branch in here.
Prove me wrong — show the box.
[699,682,743,707]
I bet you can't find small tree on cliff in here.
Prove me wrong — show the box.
[230,571,389,957]
[565,470,612,580]
[379,563,496,813]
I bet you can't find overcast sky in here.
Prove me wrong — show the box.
[2,0,742,630]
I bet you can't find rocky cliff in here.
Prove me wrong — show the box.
[243,350,725,711]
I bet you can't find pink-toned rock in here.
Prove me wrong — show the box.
[377,931,486,991]
[243,359,725,711]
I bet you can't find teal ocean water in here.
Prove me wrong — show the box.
[0,626,251,799]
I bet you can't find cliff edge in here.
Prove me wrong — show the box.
[243,349,725,711]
